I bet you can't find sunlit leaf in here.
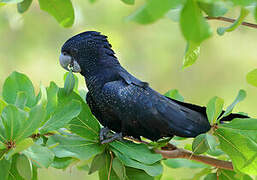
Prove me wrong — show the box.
[182,41,200,69]
[164,89,184,102]
[206,96,224,124]
[1,105,27,140]
[38,0,74,27]
[16,104,46,142]
[180,0,212,43]
[215,118,257,175]
[45,81,59,121]
[3,71,36,108]
[6,138,34,158]
[0,99,7,115]
[40,99,81,134]
[246,68,257,87]
[218,89,246,121]
[64,70,76,95]
[127,0,182,24]
[58,89,100,141]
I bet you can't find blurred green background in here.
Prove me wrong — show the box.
[0,0,256,179]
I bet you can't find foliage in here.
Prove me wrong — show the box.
[0,0,257,179]
[0,71,256,180]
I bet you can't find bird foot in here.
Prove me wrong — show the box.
[100,132,123,144]
[99,127,111,142]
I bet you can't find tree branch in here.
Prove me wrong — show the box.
[155,145,233,171]
[206,16,257,29]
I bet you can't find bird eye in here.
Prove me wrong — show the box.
[62,51,68,56]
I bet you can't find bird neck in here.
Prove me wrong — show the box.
[83,64,121,93]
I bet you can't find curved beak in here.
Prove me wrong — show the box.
[59,53,81,73]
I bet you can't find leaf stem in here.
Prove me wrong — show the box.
[206,16,257,29]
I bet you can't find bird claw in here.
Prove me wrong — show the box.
[99,127,111,142]
[100,132,123,144]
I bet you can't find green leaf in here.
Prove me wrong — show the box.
[45,81,59,121]
[1,105,27,141]
[164,89,184,102]
[47,134,104,161]
[180,0,212,43]
[164,158,207,169]
[110,140,162,165]
[38,0,74,27]
[229,0,256,6]
[89,152,106,175]
[182,41,200,69]
[23,144,55,168]
[127,0,182,24]
[121,0,134,5]
[37,84,47,107]
[17,0,32,13]
[215,119,257,175]
[0,158,12,180]
[6,138,34,158]
[51,157,75,169]
[192,168,212,180]
[204,173,216,180]
[64,70,76,95]
[40,100,81,134]
[111,148,163,177]
[8,154,25,180]
[16,104,46,142]
[255,6,257,23]
[205,133,218,151]
[217,8,249,36]
[206,96,224,124]
[192,134,209,154]
[3,71,36,108]
[218,89,246,121]
[0,99,7,115]
[126,167,156,180]
[198,1,228,17]
[98,151,120,180]
[15,92,27,110]
[58,89,100,141]
[112,157,126,180]
[16,154,32,180]
[246,68,257,87]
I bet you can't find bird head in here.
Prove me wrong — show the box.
[59,31,119,76]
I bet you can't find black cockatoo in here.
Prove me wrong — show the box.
[59,31,247,143]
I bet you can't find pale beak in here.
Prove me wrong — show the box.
[59,52,81,73]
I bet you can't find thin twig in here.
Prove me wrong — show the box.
[206,16,257,29]
[155,147,233,171]
[108,151,114,180]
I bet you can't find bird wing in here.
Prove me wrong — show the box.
[101,78,210,140]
